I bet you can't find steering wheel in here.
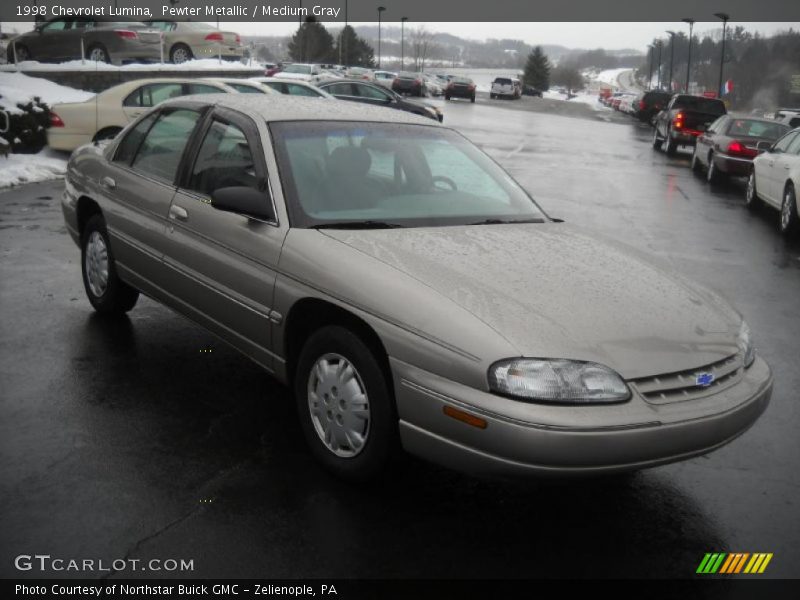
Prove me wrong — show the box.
[431,175,458,191]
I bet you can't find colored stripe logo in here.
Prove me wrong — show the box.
[697,552,773,574]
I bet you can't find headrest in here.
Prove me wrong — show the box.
[327,146,371,178]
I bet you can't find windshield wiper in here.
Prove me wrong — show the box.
[467,218,547,225]
[311,221,406,230]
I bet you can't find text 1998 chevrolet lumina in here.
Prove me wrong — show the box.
[62,94,772,480]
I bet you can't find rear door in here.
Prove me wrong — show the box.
[102,106,203,291]
[121,81,186,122]
[163,108,285,370]
[761,131,799,204]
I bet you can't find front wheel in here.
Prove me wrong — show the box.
[81,215,139,314]
[170,43,193,64]
[706,154,721,185]
[779,184,799,236]
[294,326,397,481]
[665,128,678,155]
[745,172,761,210]
[470,95,476,103]
[691,147,703,174]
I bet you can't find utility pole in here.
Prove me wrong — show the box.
[715,12,730,97]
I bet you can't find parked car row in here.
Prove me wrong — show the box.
[5,17,244,65]
[46,74,447,152]
[634,92,800,236]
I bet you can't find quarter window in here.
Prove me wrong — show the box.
[323,83,354,97]
[131,109,200,182]
[354,84,391,101]
[187,83,226,95]
[188,120,260,195]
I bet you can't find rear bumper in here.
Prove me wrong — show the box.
[392,356,772,479]
[446,89,474,98]
[670,130,702,146]
[47,131,91,152]
[715,154,753,176]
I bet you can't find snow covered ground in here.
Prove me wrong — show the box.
[0,58,258,73]
[593,68,631,87]
[0,72,93,114]
[543,89,609,111]
[0,149,67,188]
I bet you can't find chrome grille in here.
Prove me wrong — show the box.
[629,353,742,404]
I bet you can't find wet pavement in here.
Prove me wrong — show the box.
[1,102,799,579]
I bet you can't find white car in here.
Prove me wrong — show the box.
[490,77,519,99]
[746,128,800,235]
[774,109,800,129]
[422,74,443,96]
[277,63,325,83]
[47,78,237,152]
[203,78,276,95]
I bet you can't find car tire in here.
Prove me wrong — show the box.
[444,95,450,101]
[170,43,193,64]
[92,127,123,143]
[490,93,496,99]
[471,95,476,103]
[294,325,397,482]
[8,43,30,63]
[87,44,110,63]
[691,148,703,174]
[706,153,720,185]
[665,128,678,155]
[652,126,662,150]
[81,215,139,315]
[745,172,761,210]
[779,183,799,236]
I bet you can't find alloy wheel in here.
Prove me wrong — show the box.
[84,231,109,297]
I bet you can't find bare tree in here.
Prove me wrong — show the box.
[411,26,436,72]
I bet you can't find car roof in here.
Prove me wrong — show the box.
[161,93,438,126]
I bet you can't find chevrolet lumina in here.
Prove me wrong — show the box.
[62,94,772,481]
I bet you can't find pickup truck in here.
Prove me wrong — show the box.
[652,94,727,155]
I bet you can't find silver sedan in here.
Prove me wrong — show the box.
[61,94,772,481]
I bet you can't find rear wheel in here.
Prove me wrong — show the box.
[294,326,396,481]
[470,95,475,103]
[665,128,678,155]
[652,126,662,150]
[779,184,798,236]
[8,44,30,62]
[92,127,123,143]
[81,215,139,314]
[706,153,721,184]
[87,44,110,63]
[745,172,761,210]
[170,43,193,64]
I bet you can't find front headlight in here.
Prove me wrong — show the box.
[488,359,630,404]
[738,321,756,368]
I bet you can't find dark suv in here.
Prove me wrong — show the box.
[635,90,671,123]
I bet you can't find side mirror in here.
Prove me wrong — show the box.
[756,141,773,153]
[210,186,274,221]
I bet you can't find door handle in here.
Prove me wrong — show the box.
[169,205,188,221]
[100,176,115,190]
[784,164,791,170]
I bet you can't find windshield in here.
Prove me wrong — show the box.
[270,121,548,228]
[283,64,313,74]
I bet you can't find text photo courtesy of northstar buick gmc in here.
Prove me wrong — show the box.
[61,94,772,482]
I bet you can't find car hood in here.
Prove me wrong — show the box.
[322,224,742,379]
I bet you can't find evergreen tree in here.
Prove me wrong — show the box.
[523,46,551,90]
[287,18,336,63]
[335,25,376,67]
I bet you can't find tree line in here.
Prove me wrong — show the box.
[638,27,800,109]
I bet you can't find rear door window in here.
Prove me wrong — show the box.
[124,83,185,108]
[187,83,227,95]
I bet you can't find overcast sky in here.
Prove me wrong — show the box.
[222,21,799,51]
[2,21,797,51]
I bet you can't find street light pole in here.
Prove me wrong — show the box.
[682,18,695,93]
[343,0,348,66]
[647,44,654,91]
[401,17,408,71]
[377,6,386,68]
[656,40,662,89]
[665,31,676,93]
[715,12,730,97]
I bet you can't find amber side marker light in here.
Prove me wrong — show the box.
[443,406,488,429]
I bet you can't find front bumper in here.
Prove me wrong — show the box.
[392,356,772,478]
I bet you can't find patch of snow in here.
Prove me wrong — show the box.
[0,72,93,114]
[0,148,67,188]
[0,58,257,73]
[593,68,631,87]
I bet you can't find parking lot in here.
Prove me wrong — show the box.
[1,98,799,578]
